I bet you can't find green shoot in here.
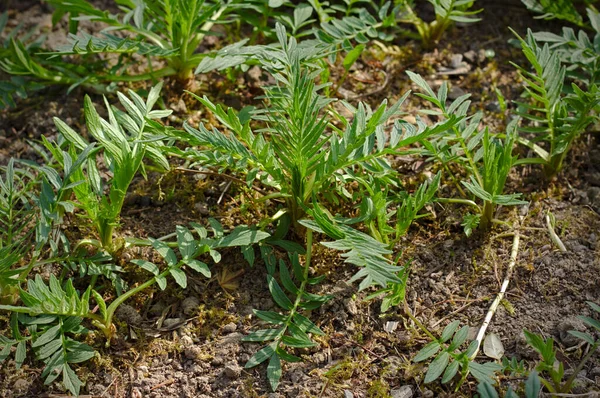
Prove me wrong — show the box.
[48,82,171,254]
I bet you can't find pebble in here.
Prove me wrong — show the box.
[448,86,466,100]
[115,304,142,326]
[13,379,29,392]
[180,335,193,347]
[391,385,414,398]
[344,298,358,315]
[181,296,200,316]
[344,390,354,398]
[184,345,203,360]
[194,202,210,215]
[223,363,242,378]
[222,322,237,333]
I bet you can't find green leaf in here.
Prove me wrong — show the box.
[66,349,96,364]
[213,227,270,248]
[155,274,167,290]
[32,325,60,348]
[15,341,26,369]
[477,381,499,398]
[441,359,459,384]
[342,44,365,72]
[184,259,211,278]
[176,225,197,260]
[267,353,282,391]
[579,316,600,332]
[568,330,596,345]
[243,328,284,342]
[150,239,178,266]
[441,320,460,343]
[254,310,287,325]
[525,370,541,397]
[292,313,323,335]
[424,351,450,383]
[414,341,441,362]
[451,325,469,348]
[245,342,277,368]
[267,275,293,310]
[131,259,160,276]
[169,267,187,289]
[469,361,502,384]
[62,363,82,397]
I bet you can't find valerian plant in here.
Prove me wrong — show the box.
[511,29,600,179]
[175,24,459,227]
[46,0,236,82]
[478,301,600,396]
[0,219,269,395]
[395,0,482,49]
[0,12,100,109]
[46,82,171,254]
[406,72,526,235]
[413,320,502,391]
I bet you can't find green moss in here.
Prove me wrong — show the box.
[367,379,390,398]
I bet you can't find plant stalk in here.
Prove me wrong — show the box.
[470,218,522,360]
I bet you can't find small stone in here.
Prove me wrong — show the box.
[344,298,358,316]
[247,66,263,83]
[211,356,224,366]
[450,54,464,69]
[220,332,244,344]
[184,345,203,360]
[115,304,142,326]
[344,390,354,398]
[161,318,184,330]
[557,317,588,347]
[463,50,477,63]
[384,321,399,333]
[180,335,193,347]
[448,86,466,100]
[13,379,29,392]
[485,101,502,113]
[391,385,414,398]
[223,363,242,378]
[182,296,200,316]
[423,389,434,398]
[194,202,210,215]
[222,322,237,333]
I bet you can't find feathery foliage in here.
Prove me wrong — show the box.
[407,71,525,235]
[46,82,171,253]
[46,0,235,81]
[511,29,600,179]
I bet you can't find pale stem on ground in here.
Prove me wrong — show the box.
[469,216,523,360]
[546,212,567,252]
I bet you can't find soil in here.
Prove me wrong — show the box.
[0,1,599,397]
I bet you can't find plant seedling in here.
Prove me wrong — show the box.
[46,82,171,254]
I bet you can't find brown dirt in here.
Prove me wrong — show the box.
[0,1,599,398]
